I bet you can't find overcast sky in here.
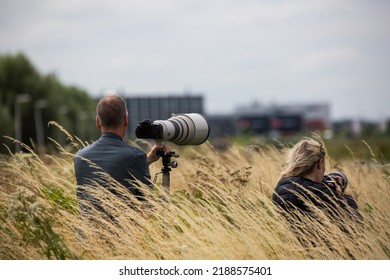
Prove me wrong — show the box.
[1,0,389,121]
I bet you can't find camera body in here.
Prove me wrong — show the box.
[135,113,210,146]
[322,171,348,193]
[136,119,164,139]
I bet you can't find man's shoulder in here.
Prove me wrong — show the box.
[75,142,97,157]
[75,136,146,158]
[120,143,145,155]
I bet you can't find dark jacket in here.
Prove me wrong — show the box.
[272,176,360,219]
[74,132,152,199]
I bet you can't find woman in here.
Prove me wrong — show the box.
[272,138,360,219]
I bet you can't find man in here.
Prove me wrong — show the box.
[74,95,167,202]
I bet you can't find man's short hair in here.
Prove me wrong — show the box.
[96,95,127,128]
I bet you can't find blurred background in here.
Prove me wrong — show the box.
[1,0,389,158]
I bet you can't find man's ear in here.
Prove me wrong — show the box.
[124,114,129,128]
[96,116,102,130]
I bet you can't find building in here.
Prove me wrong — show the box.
[206,114,237,138]
[231,102,331,137]
[124,94,205,137]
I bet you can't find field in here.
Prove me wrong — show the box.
[1,130,390,260]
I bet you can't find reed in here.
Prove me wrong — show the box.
[1,128,389,260]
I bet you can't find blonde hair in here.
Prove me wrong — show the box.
[279,138,325,180]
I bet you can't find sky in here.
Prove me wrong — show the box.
[1,0,390,121]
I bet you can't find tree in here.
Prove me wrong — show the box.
[0,52,96,154]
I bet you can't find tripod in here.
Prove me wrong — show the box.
[154,149,179,190]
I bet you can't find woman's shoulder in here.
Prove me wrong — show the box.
[276,176,327,191]
[277,176,316,186]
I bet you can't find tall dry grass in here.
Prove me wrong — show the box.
[0,127,389,260]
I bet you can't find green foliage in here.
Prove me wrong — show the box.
[6,190,74,259]
[231,133,390,161]
[0,104,13,139]
[41,185,78,215]
[0,52,97,154]
[324,136,390,161]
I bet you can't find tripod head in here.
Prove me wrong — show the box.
[156,150,179,169]
[154,149,179,190]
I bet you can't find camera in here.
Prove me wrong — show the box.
[322,171,348,193]
[135,113,210,145]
